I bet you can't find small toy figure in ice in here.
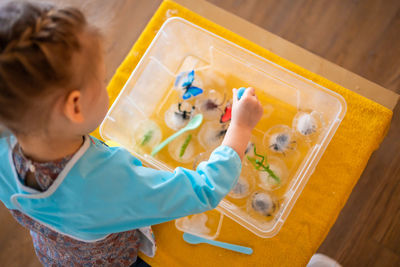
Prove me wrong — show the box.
[293,111,324,139]
[181,214,210,235]
[174,70,203,100]
[258,157,288,191]
[296,114,316,135]
[228,177,250,199]
[132,120,162,151]
[264,125,296,155]
[249,192,277,217]
[269,134,293,153]
[168,133,196,163]
[227,163,255,199]
[220,102,232,123]
[195,90,225,120]
[198,121,228,150]
[164,102,195,130]
[246,145,280,185]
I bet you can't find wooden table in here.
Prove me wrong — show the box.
[105,0,399,110]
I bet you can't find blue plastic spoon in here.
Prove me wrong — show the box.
[237,87,246,100]
[183,232,253,255]
[151,114,203,156]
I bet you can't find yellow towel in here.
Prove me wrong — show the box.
[92,0,393,266]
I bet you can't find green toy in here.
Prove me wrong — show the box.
[247,145,280,183]
[140,130,154,146]
[179,134,192,157]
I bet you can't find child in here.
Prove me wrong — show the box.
[0,2,263,266]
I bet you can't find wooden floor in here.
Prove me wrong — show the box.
[0,0,399,266]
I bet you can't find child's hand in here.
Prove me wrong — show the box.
[231,87,263,132]
[221,87,263,159]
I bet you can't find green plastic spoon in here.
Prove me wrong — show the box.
[151,114,203,156]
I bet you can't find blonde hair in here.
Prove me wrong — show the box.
[0,1,101,135]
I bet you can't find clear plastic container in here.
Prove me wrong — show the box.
[100,17,347,238]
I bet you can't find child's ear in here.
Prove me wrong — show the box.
[64,90,84,123]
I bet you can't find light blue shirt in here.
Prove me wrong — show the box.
[0,135,241,242]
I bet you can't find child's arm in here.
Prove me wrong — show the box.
[55,144,242,239]
[72,87,264,236]
[222,87,263,159]
[11,88,263,240]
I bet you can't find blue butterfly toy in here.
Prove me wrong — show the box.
[174,70,203,100]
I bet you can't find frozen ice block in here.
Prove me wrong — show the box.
[174,70,204,100]
[181,214,210,235]
[248,192,277,217]
[293,111,324,142]
[132,120,162,153]
[195,89,225,121]
[257,157,288,191]
[168,132,196,163]
[264,125,296,154]
[228,162,256,199]
[198,121,227,150]
[164,102,196,130]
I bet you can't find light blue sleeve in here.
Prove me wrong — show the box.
[74,145,242,236]
[130,145,241,216]
[24,144,242,239]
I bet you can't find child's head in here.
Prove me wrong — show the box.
[0,2,108,139]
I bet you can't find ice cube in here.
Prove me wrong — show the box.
[181,214,210,235]
[249,192,277,217]
[164,102,195,130]
[168,133,196,163]
[174,70,203,100]
[195,89,225,121]
[264,125,296,154]
[256,156,287,191]
[293,111,324,140]
[132,120,162,151]
[198,121,227,150]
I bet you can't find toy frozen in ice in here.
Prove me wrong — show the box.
[228,170,255,199]
[197,100,231,149]
[264,125,296,155]
[248,192,277,217]
[195,90,225,120]
[181,213,210,235]
[132,120,162,152]
[293,111,324,141]
[220,101,232,123]
[257,157,288,191]
[168,132,196,163]
[174,70,203,100]
[246,145,280,186]
[230,178,249,198]
[164,102,196,130]
[198,121,228,150]
[269,133,293,154]
[193,150,254,199]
